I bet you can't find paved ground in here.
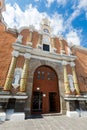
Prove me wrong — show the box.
[0,115,87,130]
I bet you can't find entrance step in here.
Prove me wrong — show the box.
[42,113,62,116]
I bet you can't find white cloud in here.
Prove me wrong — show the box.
[46,0,55,7]
[2,3,47,29]
[2,3,64,35]
[2,2,82,46]
[57,0,67,6]
[78,0,87,9]
[78,0,87,19]
[66,8,80,28]
[46,0,67,7]
[50,13,64,35]
[66,30,81,46]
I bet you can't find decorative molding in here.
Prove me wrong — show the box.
[0,95,28,99]
[16,34,23,44]
[37,44,42,49]
[24,53,31,59]
[51,47,57,53]
[70,62,75,67]
[62,61,68,66]
[12,43,76,62]
[12,50,19,57]
[26,42,32,46]
[29,25,35,32]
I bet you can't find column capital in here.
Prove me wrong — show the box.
[12,51,19,57]
[62,61,68,66]
[24,53,31,59]
[70,62,75,67]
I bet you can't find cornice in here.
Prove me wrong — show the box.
[12,43,77,62]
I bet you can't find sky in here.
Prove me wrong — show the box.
[2,0,87,47]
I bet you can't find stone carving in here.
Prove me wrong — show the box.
[62,61,68,66]
[12,68,22,89]
[68,74,75,92]
[70,62,75,67]
[16,34,23,43]
[12,51,19,57]
[24,53,31,59]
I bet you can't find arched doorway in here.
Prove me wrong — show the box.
[31,65,60,114]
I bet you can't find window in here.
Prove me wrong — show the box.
[44,29,49,33]
[47,72,51,80]
[42,72,44,80]
[43,44,50,51]
[47,72,55,80]
[37,71,40,79]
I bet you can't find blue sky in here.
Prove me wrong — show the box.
[2,0,87,47]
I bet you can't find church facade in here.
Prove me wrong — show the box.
[0,3,87,118]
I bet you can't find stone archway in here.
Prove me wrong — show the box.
[31,65,60,114]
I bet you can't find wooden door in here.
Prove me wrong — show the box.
[32,66,60,114]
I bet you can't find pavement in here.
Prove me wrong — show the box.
[0,115,87,130]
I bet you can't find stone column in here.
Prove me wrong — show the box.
[4,51,19,91]
[62,61,70,95]
[70,62,80,95]
[20,53,31,92]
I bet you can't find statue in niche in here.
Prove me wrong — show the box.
[12,68,22,89]
[68,74,75,92]
[16,34,23,43]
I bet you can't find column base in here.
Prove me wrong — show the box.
[66,110,87,118]
[0,90,10,95]
[66,111,80,117]
[17,92,26,96]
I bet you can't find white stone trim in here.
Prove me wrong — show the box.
[12,43,76,62]
[26,42,32,46]
[16,34,23,44]
[0,95,28,99]
[66,110,87,117]
[70,62,75,67]
[29,25,35,32]
[62,61,68,66]
[0,112,6,121]
[24,53,31,59]
[31,55,62,63]
[12,50,19,57]
[66,111,79,117]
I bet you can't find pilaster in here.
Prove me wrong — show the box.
[4,51,19,91]
[62,61,70,95]
[20,53,31,92]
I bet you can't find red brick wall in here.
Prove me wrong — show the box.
[0,23,16,88]
[72,47,87,92]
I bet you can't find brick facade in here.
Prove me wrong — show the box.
[0,17,87,117]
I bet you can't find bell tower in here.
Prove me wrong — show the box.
[40,18,52,52]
